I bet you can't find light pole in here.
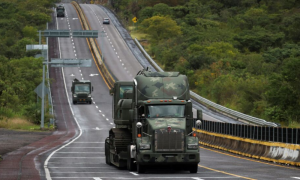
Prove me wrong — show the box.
[100,30,106,62]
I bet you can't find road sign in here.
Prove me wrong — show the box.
[72,30,98,38]
[132,17,137,23]
[49,59,92,67]
[42,30,98,38]
[43,30,70,37]
[34,82,49,98]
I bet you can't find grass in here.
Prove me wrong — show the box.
[128,26,148,40]
[0,118,54,131]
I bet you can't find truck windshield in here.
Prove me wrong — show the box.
[75,84,90,93]
[147,105,185,118]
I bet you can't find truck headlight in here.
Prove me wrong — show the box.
[88,94,91,97]
[187,143,198,150]
[140,143,151,150]
[73,94,77,97]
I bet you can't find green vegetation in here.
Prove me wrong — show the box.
[0,0,57,129]
[107,0,300,127]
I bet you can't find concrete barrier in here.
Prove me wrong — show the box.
[196,128,300,166]
[71,2,115,89]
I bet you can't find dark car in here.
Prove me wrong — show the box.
[103,18,110,24]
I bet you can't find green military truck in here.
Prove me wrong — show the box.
[105,68,202,173]
[71,78,93,104]
[56,4,65,17]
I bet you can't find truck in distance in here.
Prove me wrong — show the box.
[105,68,202,173]
[56,4,65,17]
[71,78,93,104]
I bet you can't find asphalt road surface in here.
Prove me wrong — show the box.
[43,3,300,180]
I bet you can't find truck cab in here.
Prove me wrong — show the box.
[71,78,93,104]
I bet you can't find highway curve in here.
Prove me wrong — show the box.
[43,2,300,180]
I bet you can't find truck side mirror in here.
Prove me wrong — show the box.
[197,109,202,121]
[109,88,114,95]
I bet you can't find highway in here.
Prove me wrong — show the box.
[43,3,300,180]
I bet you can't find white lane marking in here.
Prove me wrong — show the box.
[99,110,102,112]
[72,142,104,143]
[130,172,139,176]
[50,167,110,168]
[57,152,104,154]
[60,147,101,148]
[44,11,83,180]
[117,56,119,58]
[292,178,300,179]
[120,59,122,62]
[45,177,236,179]
[96,106,98,108]
[75,54,77,56]
[93,178,102,180]
[110,123,113,125]
[102,114,105,117]
[116,52,118,54]
[92,127,102,130]
[106,118,109,121]
[50,157,105,158]
[192,178,204,180]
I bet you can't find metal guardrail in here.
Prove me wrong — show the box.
[200,120,299,144]
[134,38,278,127]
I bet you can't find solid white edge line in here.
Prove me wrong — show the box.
[44,8,83,180]
[130,172,139,176]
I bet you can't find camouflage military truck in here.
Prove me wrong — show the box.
[56,4,65,17]
[71,78,93,104]
[105,68,202,173]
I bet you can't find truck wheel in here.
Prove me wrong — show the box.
[127,145,136,171]
[105,140,111,165]
[189,164,198,173]
[137,164,145,173]
[89,101,92,104]
[73,101,77,104]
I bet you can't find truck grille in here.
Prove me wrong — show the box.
[77,94,87,98]
[155,129,184,152]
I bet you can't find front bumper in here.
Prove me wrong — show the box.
[73,97,91,102]
[136,152,200,165]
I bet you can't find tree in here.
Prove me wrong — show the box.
[140,15,182,42]
[152,3,172,16]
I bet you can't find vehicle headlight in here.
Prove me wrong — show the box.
[140,143,151,150]
[88,94,91,97]
[187,143,198,150]
[73,94,77,97]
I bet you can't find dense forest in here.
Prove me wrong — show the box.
[106,0,300,126]
[0,0,299,127]
[0,0,57,125]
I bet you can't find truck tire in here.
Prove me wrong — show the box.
[127,145,136,171]
[73,101,77,104]
[189,164,198,173]
[137,164,145,173]
[105,140,111,165]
